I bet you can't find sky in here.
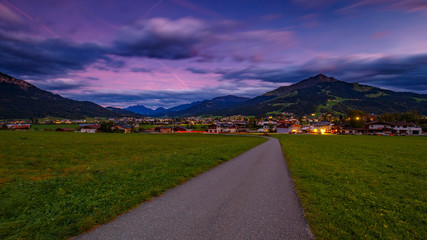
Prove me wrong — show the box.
[1,0,427,109]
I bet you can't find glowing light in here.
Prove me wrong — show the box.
[356,117,360,120]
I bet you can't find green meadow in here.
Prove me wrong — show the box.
[0,131,266,240]
[275,135,426,240]
[31,124,79,131]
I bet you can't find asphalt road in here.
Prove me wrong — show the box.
[75,137,313,240]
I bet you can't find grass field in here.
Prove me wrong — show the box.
[31,124,79,131]
[0,131,266,240]
[274,135,426,239]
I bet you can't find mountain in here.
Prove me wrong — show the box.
[124,105,168,116]
[124,105,157,115]
[0,72,120,119]
[106,107,143,117]
[224,74,427,116]
[125,96,249,117]
[154,74,427,117]
[164,101,202,112]
[161,95,250,117]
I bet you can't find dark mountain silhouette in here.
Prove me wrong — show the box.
[223,74,427,116]
[105,107,142,117]
[124,105,158,116]
[0,72,120,119]
[160,95,250,117]
[125,95,249,117]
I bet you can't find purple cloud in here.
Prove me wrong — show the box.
[339,0,427,13]
[29,78,89,91]
[0,3,26,30]
[112,17,295,63]
[112,17,220,59]
[0,31,108,78]
[391,0,427,13]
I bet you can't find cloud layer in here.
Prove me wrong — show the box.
[217,54,427,92]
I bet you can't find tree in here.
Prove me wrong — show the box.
[347,109,365,128]
[379,111,421,124]
[99,122,114,133]
[31,117,38,124]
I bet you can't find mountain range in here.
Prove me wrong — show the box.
[125,95,249,117]
[125,74,427,117]
[1,72,426,119]
[220,74,427,116]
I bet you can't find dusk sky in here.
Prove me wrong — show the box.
[1,0,427,108]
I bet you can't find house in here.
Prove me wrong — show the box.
[145,127,157,133]
[310,121,333,134]
[388,122,422,135]
[112,124,132,133]
[208,124,222,133]
[257,121,278,132]
[337,125,358,135]
[236,127,249,133]
[364,122,422,135]
[155,127,172,133]
[173,126,189,132]
[301,125,310,133]
[276,123,302,134]
[222,124,237,133]
[7,123,31,130]
[79,124,100,133]
[208,124,238,133]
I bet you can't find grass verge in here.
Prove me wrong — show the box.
[0,131,266,239]
[274,135,426,240]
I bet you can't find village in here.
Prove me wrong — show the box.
[2,113,424,136]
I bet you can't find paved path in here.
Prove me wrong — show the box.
[75,137,313,240]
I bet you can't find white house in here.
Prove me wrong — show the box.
[389,122,422,135]
[79,124,100,133]
[364,122,422,135]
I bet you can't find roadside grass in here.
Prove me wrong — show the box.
[0,131,266,240]
[274,135,426,239]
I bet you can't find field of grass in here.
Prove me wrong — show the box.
[31,124,79,131]
[0,131,266,240]
[274,135,426,239]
